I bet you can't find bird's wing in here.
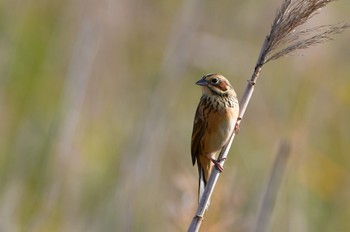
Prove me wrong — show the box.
[191,102,206,166]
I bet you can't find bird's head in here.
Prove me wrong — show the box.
[196,73,236,97]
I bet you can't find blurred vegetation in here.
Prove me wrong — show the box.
[0,0,349,231]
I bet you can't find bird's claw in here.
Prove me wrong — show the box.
[234,122,240,134]
[234,117,241,134]
[210,158,225,172]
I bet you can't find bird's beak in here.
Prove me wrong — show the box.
[196,78,208,86]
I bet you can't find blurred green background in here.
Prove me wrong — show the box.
[1,0,350,231]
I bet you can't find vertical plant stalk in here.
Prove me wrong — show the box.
[188,0,349,231]
[253,142,291,232]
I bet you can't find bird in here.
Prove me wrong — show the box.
[191,73,239,202]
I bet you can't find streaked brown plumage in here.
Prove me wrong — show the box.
[191,73,239,201]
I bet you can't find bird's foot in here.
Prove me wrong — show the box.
[234,117,241,134]
[210,158,226,172]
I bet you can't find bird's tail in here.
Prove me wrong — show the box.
[198,165,206,203]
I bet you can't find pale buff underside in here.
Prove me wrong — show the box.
[198,96,239,182]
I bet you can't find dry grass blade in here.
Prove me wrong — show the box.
[260,0,350,64]
[253,142,291,232]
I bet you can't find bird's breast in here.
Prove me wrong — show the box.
[204,107,237,154]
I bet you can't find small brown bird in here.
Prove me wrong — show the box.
[191,73,239,201]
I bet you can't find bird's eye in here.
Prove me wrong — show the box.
[211,78,219,84]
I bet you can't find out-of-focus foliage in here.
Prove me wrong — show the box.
[0,0,349,231]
